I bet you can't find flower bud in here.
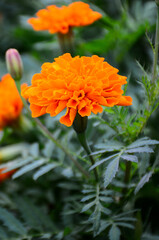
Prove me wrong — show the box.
[73,112,87,134]
[5,48,23,81]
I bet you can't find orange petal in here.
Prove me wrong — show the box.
[117,96,132,106]
[92,103,103,114]
[30,104,46,117]
[60,108,77,127]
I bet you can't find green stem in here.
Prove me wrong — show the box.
[77,132,99,182]
[16,81,90,179]
[152,5,159,84]
[57,28,75,56]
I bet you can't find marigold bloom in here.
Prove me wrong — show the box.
[28,1,102,34]
[0,168,15,183]
[0,74,23,129]
[21,53,132,127]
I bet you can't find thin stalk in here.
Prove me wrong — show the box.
[57,33,67,54]
[16,81,90,179]
[57,28,75,56]
[77,132,99,182]
[152,5,159,84]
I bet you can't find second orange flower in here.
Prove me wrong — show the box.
[28,1,102,34]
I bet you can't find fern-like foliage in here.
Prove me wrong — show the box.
[0,197,55,240]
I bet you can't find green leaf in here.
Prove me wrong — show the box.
[97,221,111,235]
[1,157,33,172]
[135,171,153,194]
[128,138,159,149]
[81,201,95,213]
[109,224,121,240]
[29,143,39,157]
[12,158,46,179]
[81,194,95,202]
[89,153,118,171]
[0,207,27,236]
[121,154,138,162]
[99,196,113,203]
[116,222,135,229]
[104,157,119,188]
[126,147,153,153]
[33,162,60,180]
[15,197,43,231]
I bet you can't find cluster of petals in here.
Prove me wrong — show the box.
[21,53,132,127]
[0,74,23,129]
[28,1,102,34]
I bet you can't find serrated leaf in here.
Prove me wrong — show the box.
[99,196,113,203]
[95,143,123,150]
[33,162,59,180]
[135,171,153,194]
[128,138,159,149]
[116,222,134,229]
[89,153,118,171]
[114,217,136,222]
[109,225,121,240]
[15,197,54,231]
[121,154,138,162]
[81,201,95,213]
[29,143,39,157]
[104,157,119,188]
[101,206,111,215]
[97,221,111,235]
[1,157,34,173]
[81,194,95,202]
[12,158,46,179]
[125,147,153,153]
[0,207,27,236]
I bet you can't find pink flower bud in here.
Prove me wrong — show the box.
[5,48,23,81]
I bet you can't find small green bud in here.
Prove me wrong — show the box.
[73,112,87,134]
[5,48,23,81]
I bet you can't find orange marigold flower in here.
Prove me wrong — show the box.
[0,168,15,183]
[0,74,23,129]
[21,53,132,127]
[28,1,102,34]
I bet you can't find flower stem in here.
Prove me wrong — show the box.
[76,132,99,182]
[57,28,75,56]
[73,112,98,182]
[16,81,90,179]
[152,4,159,84]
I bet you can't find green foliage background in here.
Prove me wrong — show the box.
[0,0,159,239]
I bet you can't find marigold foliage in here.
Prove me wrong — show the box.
[28,1,102,34]
[0,74,23,129]
[21,53,132,127]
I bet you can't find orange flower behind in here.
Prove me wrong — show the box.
[0,168,15,183]
[21,53,132,127]
[28,1,102,34]
[0,74,23,129]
